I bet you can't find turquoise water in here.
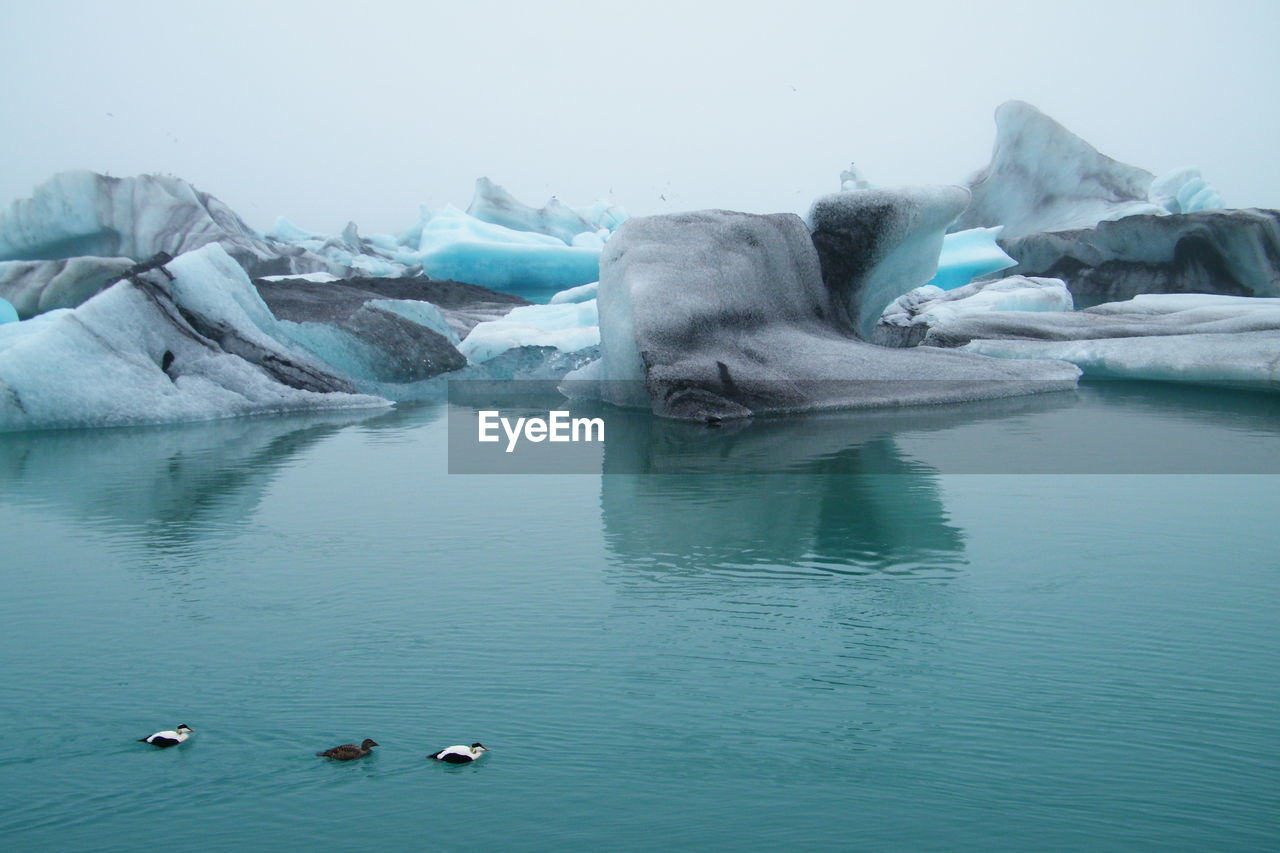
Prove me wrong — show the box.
[1,383,1277,851]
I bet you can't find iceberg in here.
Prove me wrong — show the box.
[998,209,1280,303]
[874,276,1073,347]
[268,217,322,243]
[808,186,972,340]
[416,206,601,294]
[0,244,386,432]
[839,163,874,192]
[567,208,1080,420]
[0,171,333,278]
[466,177,600,244]
[952,101,1166,240]
[0,297,16,325]
[264,217,416,279]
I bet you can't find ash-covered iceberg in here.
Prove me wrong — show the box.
[809,186,971,340]
[253,276,467,386]
[565,207,1079,421]
[0,244,386,432]
[996,209,1280,303]
[952,101,1167,239]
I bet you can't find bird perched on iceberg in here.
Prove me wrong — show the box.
[427,743,488,764]
[316,738,379,761]
[138,724,193,748]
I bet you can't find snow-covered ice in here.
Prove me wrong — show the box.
[894,292,1280,391]
[459,300,599,364]
[548,281,598,304]
[874,276,1073,347]
[260,271,342,283]
[964,330,1279,390]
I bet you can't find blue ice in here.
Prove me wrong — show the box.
[926,227,1016,291]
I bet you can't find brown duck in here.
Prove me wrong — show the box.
[316,738,379,760]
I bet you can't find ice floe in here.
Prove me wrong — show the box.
[904,293,1280,391]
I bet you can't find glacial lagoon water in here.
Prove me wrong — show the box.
[1,382,1277,852]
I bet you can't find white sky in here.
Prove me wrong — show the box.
[2,0,1277,234]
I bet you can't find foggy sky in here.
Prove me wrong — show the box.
[2,0,1278,235]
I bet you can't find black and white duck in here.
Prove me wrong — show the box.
[137,725,193,748]
[427,743,488,764]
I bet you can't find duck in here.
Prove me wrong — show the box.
[427,743,488,764]
[138,724,193,748]
[316,739,379,761]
